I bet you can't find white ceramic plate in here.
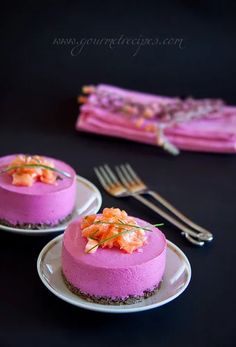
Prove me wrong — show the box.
[0,175,102,235]
[37,235,191,313]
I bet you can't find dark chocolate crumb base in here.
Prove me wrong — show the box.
[0,212,73,230]
[62,270,161,305]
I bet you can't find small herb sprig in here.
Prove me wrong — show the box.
[86,229,133,253]
[85,221,164,253]
[91,220,163,231]
[0,164,72,179]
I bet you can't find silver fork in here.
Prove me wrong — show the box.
[94,164,210,246]
[116,163,213,242]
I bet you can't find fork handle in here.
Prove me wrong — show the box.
[146,190,213,241]
[131,193,207,246]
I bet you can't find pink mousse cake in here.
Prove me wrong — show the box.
[62,209,166,305]
[0,154,77,228]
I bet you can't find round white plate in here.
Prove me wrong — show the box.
[0,175,102,235]
[37,235,191,313]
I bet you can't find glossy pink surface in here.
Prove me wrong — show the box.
[0,155,77,225]
[62,217,167,298]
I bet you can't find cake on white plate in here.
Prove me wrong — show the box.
[62,207,166,304]
[0,154,77,229]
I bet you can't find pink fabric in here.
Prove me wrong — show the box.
[76,84,236,153]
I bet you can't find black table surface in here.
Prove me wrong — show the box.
[1,2,236,347]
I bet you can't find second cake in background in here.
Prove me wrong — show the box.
[0,154,77,229]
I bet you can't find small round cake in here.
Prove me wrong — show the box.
[0,154,77,228]
[62,208,166,304]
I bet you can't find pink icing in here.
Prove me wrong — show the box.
[0,155,77,225]
[62,217,166,298]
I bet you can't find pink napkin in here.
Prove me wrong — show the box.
[76,84,236,154]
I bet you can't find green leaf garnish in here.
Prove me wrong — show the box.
[0,164,72,179]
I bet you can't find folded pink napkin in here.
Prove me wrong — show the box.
[76,84,236,154]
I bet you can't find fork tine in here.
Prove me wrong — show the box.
[115,166,130,188]
[94,167,110,191]
[104,164,120,185]
[99,165,116,188]
[120,165,134,184]
[125,163,144,185]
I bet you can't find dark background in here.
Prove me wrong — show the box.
[0,1,236,346]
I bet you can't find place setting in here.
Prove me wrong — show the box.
[0,81,220,313]
[36,89,220,312]
[2,5,235,345]
[36,161,212,313]
[0,154,193,313]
